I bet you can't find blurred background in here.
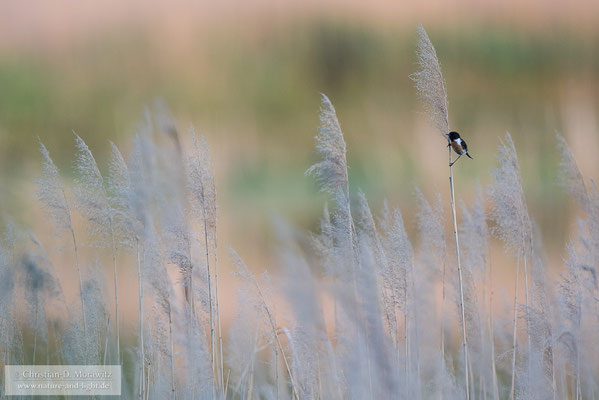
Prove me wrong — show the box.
[1,0,599,279]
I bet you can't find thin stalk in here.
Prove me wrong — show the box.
[224,369,231,400]
[2,328,7,366]
[275,345,279,400]
[523,253,532,389]
[69,223,86,336]
[403,268,409,400]
[489,263,500,400]
[110,224,120,365]
[576,291,582,400]
[325,338,344,400]
[479,300,487,399]
[469,358,474,399]
[146,362,151,400]
[365,329,374,398]
[103,315,111,365]
[551,345,556,400]
[409,254,421,399]
[203,220,216,394]
[247,338,257,400]
[52,181,87,338]
[481,376,486,400]
[168,308,176,400]
[316,354,323,399]
[214,245,225,394]
[137,238,145,400]
[404,306,409,400]
[441,258,446,363]
[184,236,196,319]
[576,356,581,400]
[253,281,299,400]
[58,184,86,336]
[189,311,198,400]
[510,254,521,400]
[449,146,470,400]
[32,307,38,364]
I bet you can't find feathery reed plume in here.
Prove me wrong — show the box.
[127,130,154,400]
[356,191,398,346]
[379,202,414,397]
[226,292,260,398]
[144,222,177,399]
[72,133,123,364]
[20,253,57,363]
[415,189,449,363]
[488,132,533,400]
[412,25,470,399]
[311,202,337,278]
[81,263,108,363]
[275,219,344,400]
[178,299,214,399]
[36,141,87,335]
[153,98,183,155]
[306,93,350,198]
[556,133,590,212]
[306,95,362,365]
[411,25,449,136]
[107,141,139,240]
[560,245,583,399]
[337,231,398,399]
[359,205,402,395]
[556,134,598,399]
[524,232,556,400]
[488,133,532,258]
[306,95,362,392]
[459,186,489,279]
[306,94,355,255]
[186,127,222,392]
[230,248,300,400]
[459,187,500,400]
[0,228,18,367]
[73,133,113,238]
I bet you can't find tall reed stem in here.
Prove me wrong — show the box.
[405,316,410,399]
[214,248,225,393]
[441,258,446,362]
[510,254,521,400]
[523,253,531,389]
[168,307,176,399]
[137,237,145,400]
[203,220,217,396]
[448,146,470,400]
[67,214,86,336]
[488,262,500,400]
[103,315,111,364]
[110,225,120,365]
[254,279,299,400]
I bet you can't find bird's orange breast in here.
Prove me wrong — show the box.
[451,141,465,155]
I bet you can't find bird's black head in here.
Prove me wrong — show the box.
[448,131,461,140]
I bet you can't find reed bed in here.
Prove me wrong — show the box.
[0,27,598,400]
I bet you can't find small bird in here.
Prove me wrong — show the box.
[446,131,473,166]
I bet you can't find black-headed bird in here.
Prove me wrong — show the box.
[446,131,473,166]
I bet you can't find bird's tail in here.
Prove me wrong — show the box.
[466,153,473,159]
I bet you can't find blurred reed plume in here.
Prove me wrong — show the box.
[1,27,599,400]
[488,132,534,399]
[411,25,449,136]
[412,24,470,399]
